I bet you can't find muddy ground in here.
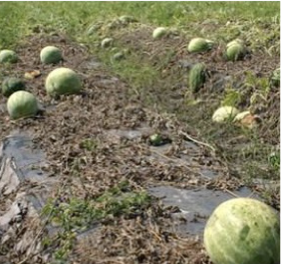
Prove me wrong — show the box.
[0,30,279,264]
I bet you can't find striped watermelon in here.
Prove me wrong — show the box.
[204,198,280,264]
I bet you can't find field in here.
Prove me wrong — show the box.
[0,2,280,264]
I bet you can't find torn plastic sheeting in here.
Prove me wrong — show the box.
[0,157,20,195]
[0,194,29,229]
[1,132,48,183]
[0,132,61,252]
[0,132,57,210]
[148,185,261,236]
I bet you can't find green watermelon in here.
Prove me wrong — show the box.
[187,38,214,53]
[7,91,38,119]
[118,15,137,24]
[0,49,18,63]
[189,63,206,93]
[149,134,163,146]
[204,198,280,264]
[101,38,113,48]
[45,67,82,96]
[2,77,26,97]
[152,27,168,39]
[40,46,62,64]
[226,43,245,61]
[226,39,244,48]
[112,51,125,61]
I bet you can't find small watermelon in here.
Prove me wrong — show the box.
[226,43,245,61]
[101,38,113,48]
[153,27,168,39]
[189,63,206,93]
[187,38,214,53]
[212,106,239,123]
[45,67,82,96]
[226,39,244,48]
[0,49,18,63]
[7,91,38,119]
[40,46,62,64]
[149,134,163,146]
[233,110,251,122]
[2,77,26,97]
[112,51,125,61]
[204,198,280,264]
[118,15,137,24]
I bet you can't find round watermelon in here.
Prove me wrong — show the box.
[2,77,26,97]
[149,134,163,146]
[7,91,38,119]
[45,67,82,96]
[0,49,18,63]
[212,106,239,123]
[40,46,62,64]
[152,27,168,39]
[226,43,245,61]
[204,198,280,264]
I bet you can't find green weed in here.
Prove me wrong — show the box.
[41,181,151,261]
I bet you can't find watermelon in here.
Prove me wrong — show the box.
[45,67,82,96]
[189,63,206,93]
[212,106,239,123]
[118,15,136,24]
[233,111,251,122]
[87,23,101,35]
[153,27,168,39]
[204,198,280,264]
[226,39,244,48]
[7,91,38,119]
[101,38,113,48]
[226,43,245,61]
[2,77,26,97]
[0,49,18,63]
[187,38,214,53]
[40,46,62,64]
[112,51,125,61]
[149,134,163,146]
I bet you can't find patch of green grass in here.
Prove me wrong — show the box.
[244,71,270,96]
[79,138,98,151]
[0,3,27,49]
[41,181,151,261]
[0,2,279,47]
[221,87,242,107]
[0,3,279,101]
[268,151,280,171]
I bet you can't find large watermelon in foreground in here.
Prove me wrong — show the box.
[204,198,280,264]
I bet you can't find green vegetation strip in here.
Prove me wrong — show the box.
[41,181,151,261]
